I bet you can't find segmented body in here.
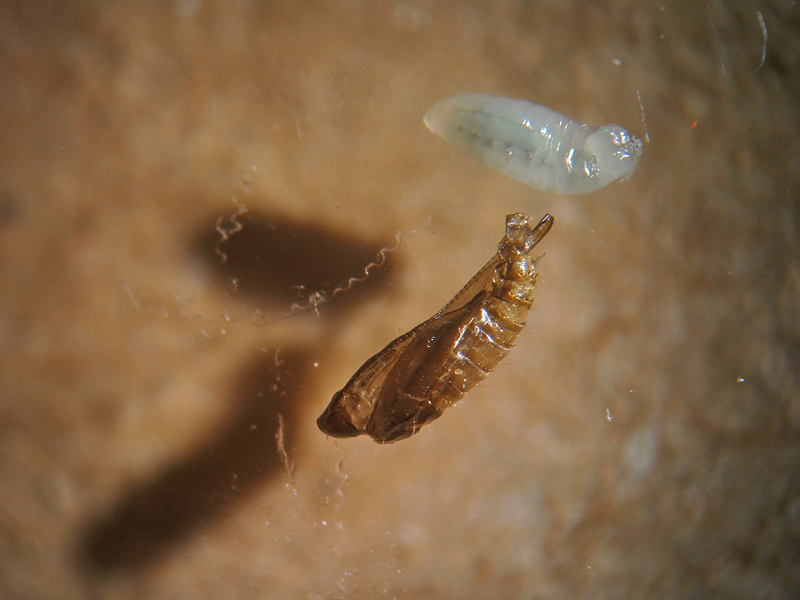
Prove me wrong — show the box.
[317,213,553,443]
[424,94,642,194]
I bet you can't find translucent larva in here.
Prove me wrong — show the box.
[424,94,642,194]
[317,213,553,444]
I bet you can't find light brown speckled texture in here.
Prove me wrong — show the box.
[1,1,798,599]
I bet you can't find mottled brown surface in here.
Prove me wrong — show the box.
[0,1,798,599]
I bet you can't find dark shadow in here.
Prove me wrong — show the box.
[0,189,24,227]
[77,348,311,575]
[193,209,399,316]
[77,207,401,576]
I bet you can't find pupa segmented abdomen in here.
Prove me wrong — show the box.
[317,213,553,443]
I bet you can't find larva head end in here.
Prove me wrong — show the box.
[422,107,436,133]
[423,98,455,136]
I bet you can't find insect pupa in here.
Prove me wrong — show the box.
[317,213,553,444]
[424,94,642,194]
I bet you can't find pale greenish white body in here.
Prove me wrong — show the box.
[424,94,643,194]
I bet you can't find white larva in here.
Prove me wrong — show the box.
[424,94,643,195]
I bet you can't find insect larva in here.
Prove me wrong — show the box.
[317,213,553,444]
[424,94,642,194]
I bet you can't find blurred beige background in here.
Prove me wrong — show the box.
[0,1,797,598]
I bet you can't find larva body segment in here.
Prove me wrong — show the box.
[317,213,553,444]
[424,94,642,194]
